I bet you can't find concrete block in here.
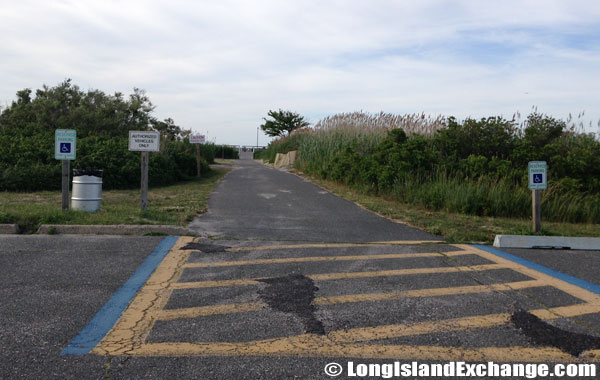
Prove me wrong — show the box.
[494,235,600,250]
[0,224,19,234]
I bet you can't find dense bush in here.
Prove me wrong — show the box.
[261,112,600,223]
[213,145,240,160]
[0,81,219,191]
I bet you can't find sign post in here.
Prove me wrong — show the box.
[128,131,160,211]
[55,129,77,212]
[190,134,206,177]
[528,161,547,233]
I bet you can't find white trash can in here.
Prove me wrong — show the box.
[71,169,103,212]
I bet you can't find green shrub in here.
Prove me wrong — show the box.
[0,81,217,191]
[257,111,600,223]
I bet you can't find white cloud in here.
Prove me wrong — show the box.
[1,0,599,144]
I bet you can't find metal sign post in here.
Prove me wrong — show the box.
[129,131,160,211]
[528,161,547,233]
[55,129,77,212]
[190,134,206,177]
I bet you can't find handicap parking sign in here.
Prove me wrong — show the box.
[55,129,76,160]
[60,142,71,153]
[528,161,547,190]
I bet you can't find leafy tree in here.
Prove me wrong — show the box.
[152,117,191,142]
[0,80,207,190]
[260,109,309,137]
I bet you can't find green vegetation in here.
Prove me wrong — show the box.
[260,109,310,137]
[0,80,236,191]
[0,167,229,233]
[259,111,600,230]
[305,175,600,243]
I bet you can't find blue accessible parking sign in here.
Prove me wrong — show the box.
[55,129,76,160]
[528,161,547,190]
[60,142,72,153]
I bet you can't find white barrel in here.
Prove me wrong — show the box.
[71,174,102,212]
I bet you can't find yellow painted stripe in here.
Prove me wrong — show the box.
[460,245,600,305]
[330,303,600,344]
[173,279,262,289]
[227,240,444,252]
[309,263,507,281]
[171,263,508,289]
[529,303,600,319]
[125,340,588,362]
[156,302,265,320]
[101,302,600,359]
[91,236,194,356]
[184,251,474,268]
[315,279,546,305]
[582,350,600,361]
[158,280,545,321]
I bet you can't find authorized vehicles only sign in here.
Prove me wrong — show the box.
[128,131,160,152]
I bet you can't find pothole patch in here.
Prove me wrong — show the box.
[182,242,229,253]
[258,274,325,335]
[511,309,600,357]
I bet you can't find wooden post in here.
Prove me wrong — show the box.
[532,189,541,233]
[196,144,201,177]
[141,151,149,211]
[61,160,70,212]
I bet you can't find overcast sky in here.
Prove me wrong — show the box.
[1,0,599,145]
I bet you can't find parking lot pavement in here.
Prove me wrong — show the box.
[0,235,165,380]
[56,236,598,379]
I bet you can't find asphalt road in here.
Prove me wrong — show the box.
[189,154,439,243]
[0,235,164,379]
[2,155,600,380]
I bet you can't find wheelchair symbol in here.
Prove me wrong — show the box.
[533,173,543,183]
[60,142,71,153]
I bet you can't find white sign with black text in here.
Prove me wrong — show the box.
[128,131,160,152]
[190,134,206,144]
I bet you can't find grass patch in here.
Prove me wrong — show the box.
[0,167,229,233]
[297,171,600,244]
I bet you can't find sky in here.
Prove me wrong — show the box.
[1,0,600,146]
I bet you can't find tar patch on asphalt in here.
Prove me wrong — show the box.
[511,309,600,357]
[182,242,229,253]
[258,274,325,335]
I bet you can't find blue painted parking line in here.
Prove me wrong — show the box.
[473,244,600,296]
[61,236,179,355]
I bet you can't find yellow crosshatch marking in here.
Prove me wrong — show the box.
[171,263,508,289]
[91,239,600,362]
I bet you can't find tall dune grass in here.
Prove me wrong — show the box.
[299,112,445,174]
[260,110,600,224]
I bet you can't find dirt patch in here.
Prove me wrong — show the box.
[511,309,600,357]
[258,274,325,335]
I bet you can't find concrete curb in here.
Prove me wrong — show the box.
[36,224,198,236]
[494,235,600,250]
[0,224,19,234]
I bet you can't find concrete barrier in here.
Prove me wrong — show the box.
[0,224,19,234]
[494,235,600,250]
[274,151,298,168]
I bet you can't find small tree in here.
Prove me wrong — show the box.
[260,109,309,137]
